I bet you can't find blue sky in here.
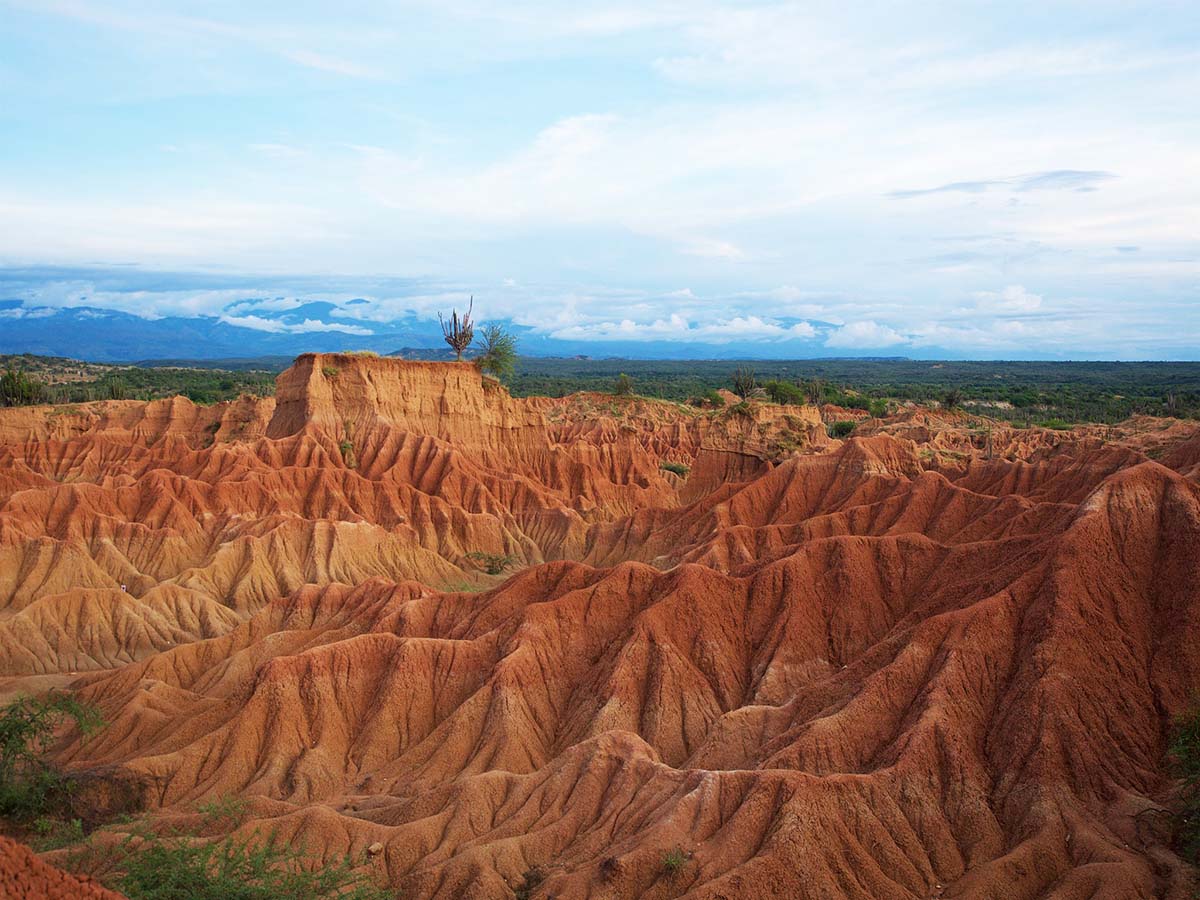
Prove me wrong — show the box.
[0,0,1198,358]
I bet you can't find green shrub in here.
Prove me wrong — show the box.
[473,324,518,381]
[338,438,357,469]
[0,366,48,406]
[763,380,805,405]
[0,692,103,823]
[195,795,249,829]
[113,830,387,900]
[322,366,339,378]
[1036,418,1072,431]
[661,846,689,876]
[32,815,84,850]
[728,401,753,419]
[660,461,689,477]
[868,399,888,418]
[688,388,724,408]
[1170,703,1200,863]
[828,420,856,438]
[613,373,634,396]
[466,552,516,575]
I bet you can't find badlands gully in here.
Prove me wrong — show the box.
[1,353,1199,899]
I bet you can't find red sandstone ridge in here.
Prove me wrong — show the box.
[0,835,125,899]
[1,354,1199,898]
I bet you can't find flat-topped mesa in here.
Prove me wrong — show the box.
[267,353,544,454]
[0,393,273,446]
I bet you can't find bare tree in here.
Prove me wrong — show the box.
[439,297,475,361]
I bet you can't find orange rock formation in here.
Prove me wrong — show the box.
[0,835,125,899]
[1,353,1198,898]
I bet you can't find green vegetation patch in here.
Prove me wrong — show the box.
[466,551,516,575]
[507,358,1200,426]
[661,846,690,876]
[112,830,388,900]
[0,691,104,824]
[1169,702,1200,864]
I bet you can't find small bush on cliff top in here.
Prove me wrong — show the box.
[613,373,634,396]
[687,388,724,409]
[474,324,518,381]
[728,400,753,419]
[763,380,805,405]
[828,420,856,438]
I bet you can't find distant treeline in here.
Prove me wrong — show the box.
[1,361,275,406]
[505,358,1200,425]
[3,354,1200,426]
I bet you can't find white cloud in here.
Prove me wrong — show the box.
[0,1,1197,356]
[972,285,1043,313]
[824,320,908,349]
[216,314,294,333]
[551,313,817,343]
[679,238,746,261]
[0,306,56,319]
[218,314,372,335]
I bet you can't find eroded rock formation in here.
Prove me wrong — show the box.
[2,353,1198,898]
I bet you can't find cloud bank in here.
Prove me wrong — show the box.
[0,1,1196,356]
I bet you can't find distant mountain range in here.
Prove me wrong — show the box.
[0,300,440,363]
[0,298,937,363]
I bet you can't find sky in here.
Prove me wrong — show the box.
[0,0,1198,358]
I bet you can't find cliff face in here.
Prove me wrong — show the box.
[267,354,543,454]
[2,356,1199,899]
